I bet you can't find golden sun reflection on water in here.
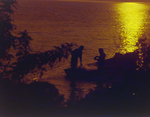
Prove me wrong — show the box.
[116,2,148,54]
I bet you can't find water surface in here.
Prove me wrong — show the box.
[12,0,150,102]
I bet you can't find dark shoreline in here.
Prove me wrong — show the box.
[1,52,150,117]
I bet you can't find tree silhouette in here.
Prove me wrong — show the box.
[0,0,73,83]
[0,0,24,80]
[136,38,150,70]
[0,0,73,113]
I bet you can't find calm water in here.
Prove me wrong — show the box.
[12,0,150,102]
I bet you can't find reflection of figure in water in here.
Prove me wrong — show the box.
[71,45,84,69]
[94,48,106,71]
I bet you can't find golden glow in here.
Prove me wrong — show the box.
[33,77,39,81]
[116,2,148,54]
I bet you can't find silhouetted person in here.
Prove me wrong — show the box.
[94,48,106,71]
[71,45,84,69]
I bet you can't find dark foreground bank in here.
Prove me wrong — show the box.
[1,52,150,117]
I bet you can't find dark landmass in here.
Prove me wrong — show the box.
[1,52,150,117]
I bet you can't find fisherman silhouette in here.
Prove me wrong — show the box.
[94,48,106,71]
[71,45,84,69]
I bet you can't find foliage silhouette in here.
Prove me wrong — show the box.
[0,0,31,80]
[136,38,150,70]
[0,0,73,115]
[10,43,73,82]
[0,0,73,83]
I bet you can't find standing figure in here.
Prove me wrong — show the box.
[94,48,106,71]
[71,45,84,69]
